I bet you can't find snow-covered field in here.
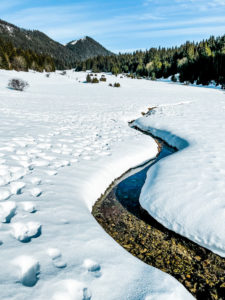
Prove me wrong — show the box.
[0,69,223,300]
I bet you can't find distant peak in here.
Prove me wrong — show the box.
[65,36,113,60]
[67,36,89,46]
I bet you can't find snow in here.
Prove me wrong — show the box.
[47,247,67,269]
[52,279,92,300]
[29,187,42,197]
[10,181,26,195]
[159,76,223,90]
[133,86,225,257]
[0,201,16,223]
[47,248,62,259]
[6,25,14,33]
[69,37,87,45]
[0,189,11,201]
[11,221,42,242]
[83,259,101,272]
[20,201,36,213]
[0,24,15,35]
[25,34,32,41]
[12,255,40,287]
[0,69,206,299]
[70,40,78,45]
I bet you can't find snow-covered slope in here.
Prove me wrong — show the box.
[0,70,194,299]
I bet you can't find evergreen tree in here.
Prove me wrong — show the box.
[0,37,56,72]
[75,35,225,88]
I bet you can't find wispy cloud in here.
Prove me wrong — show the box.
[210,0,225,6]
[1,0,225,51]
[137,25,225,38]
[144,0,225,11]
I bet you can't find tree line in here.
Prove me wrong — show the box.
[76,35,225,87]
[0,37,55,72]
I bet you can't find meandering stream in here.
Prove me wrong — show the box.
[92,125,225,300]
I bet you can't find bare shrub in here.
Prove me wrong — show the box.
[8,78,29,91]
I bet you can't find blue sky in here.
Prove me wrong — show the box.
[1,0,225,53]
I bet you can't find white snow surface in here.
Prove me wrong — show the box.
[70,40,78,45]
[69,37,87,46]
[133,87,225,257]
[0,69,211,300]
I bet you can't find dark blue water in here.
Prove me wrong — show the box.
[115,144,175,217]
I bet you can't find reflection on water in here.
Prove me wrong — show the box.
[116,144,174,215]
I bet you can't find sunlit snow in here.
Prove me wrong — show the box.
[1,69,220,299]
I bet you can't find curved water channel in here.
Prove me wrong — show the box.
[92,126,225,300]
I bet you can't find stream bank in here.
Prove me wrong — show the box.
[92,125,225,300]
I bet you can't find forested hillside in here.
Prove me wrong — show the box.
[0,19,113,70]
[0,19,76,69]
[76,35,225,87]
[1,16,224,84]
[0,37,55,72]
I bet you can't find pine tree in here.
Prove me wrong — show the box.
[77,34,225,87]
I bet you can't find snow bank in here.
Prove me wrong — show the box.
[134,91,225,257]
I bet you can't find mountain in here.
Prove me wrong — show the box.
[0,19,77,68]
[0,19,113,69]
[66,36,113,61]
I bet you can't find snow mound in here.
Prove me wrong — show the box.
[47,247,67,268]
[11,222,42,242]
[0,201,16,223]
[10,181,26,195]
[52,280,91,300]
[30,188,42,197]
[20,201,36,213]
[12,255,40,287]
[47,248,61,260]
[29,177,42,185]
[83,259,101,272]
[0,189,11,201]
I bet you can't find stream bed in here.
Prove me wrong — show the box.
[92,130,225,300]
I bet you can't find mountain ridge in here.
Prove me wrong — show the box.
[66,36,113,61]
[0,19,113,69]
